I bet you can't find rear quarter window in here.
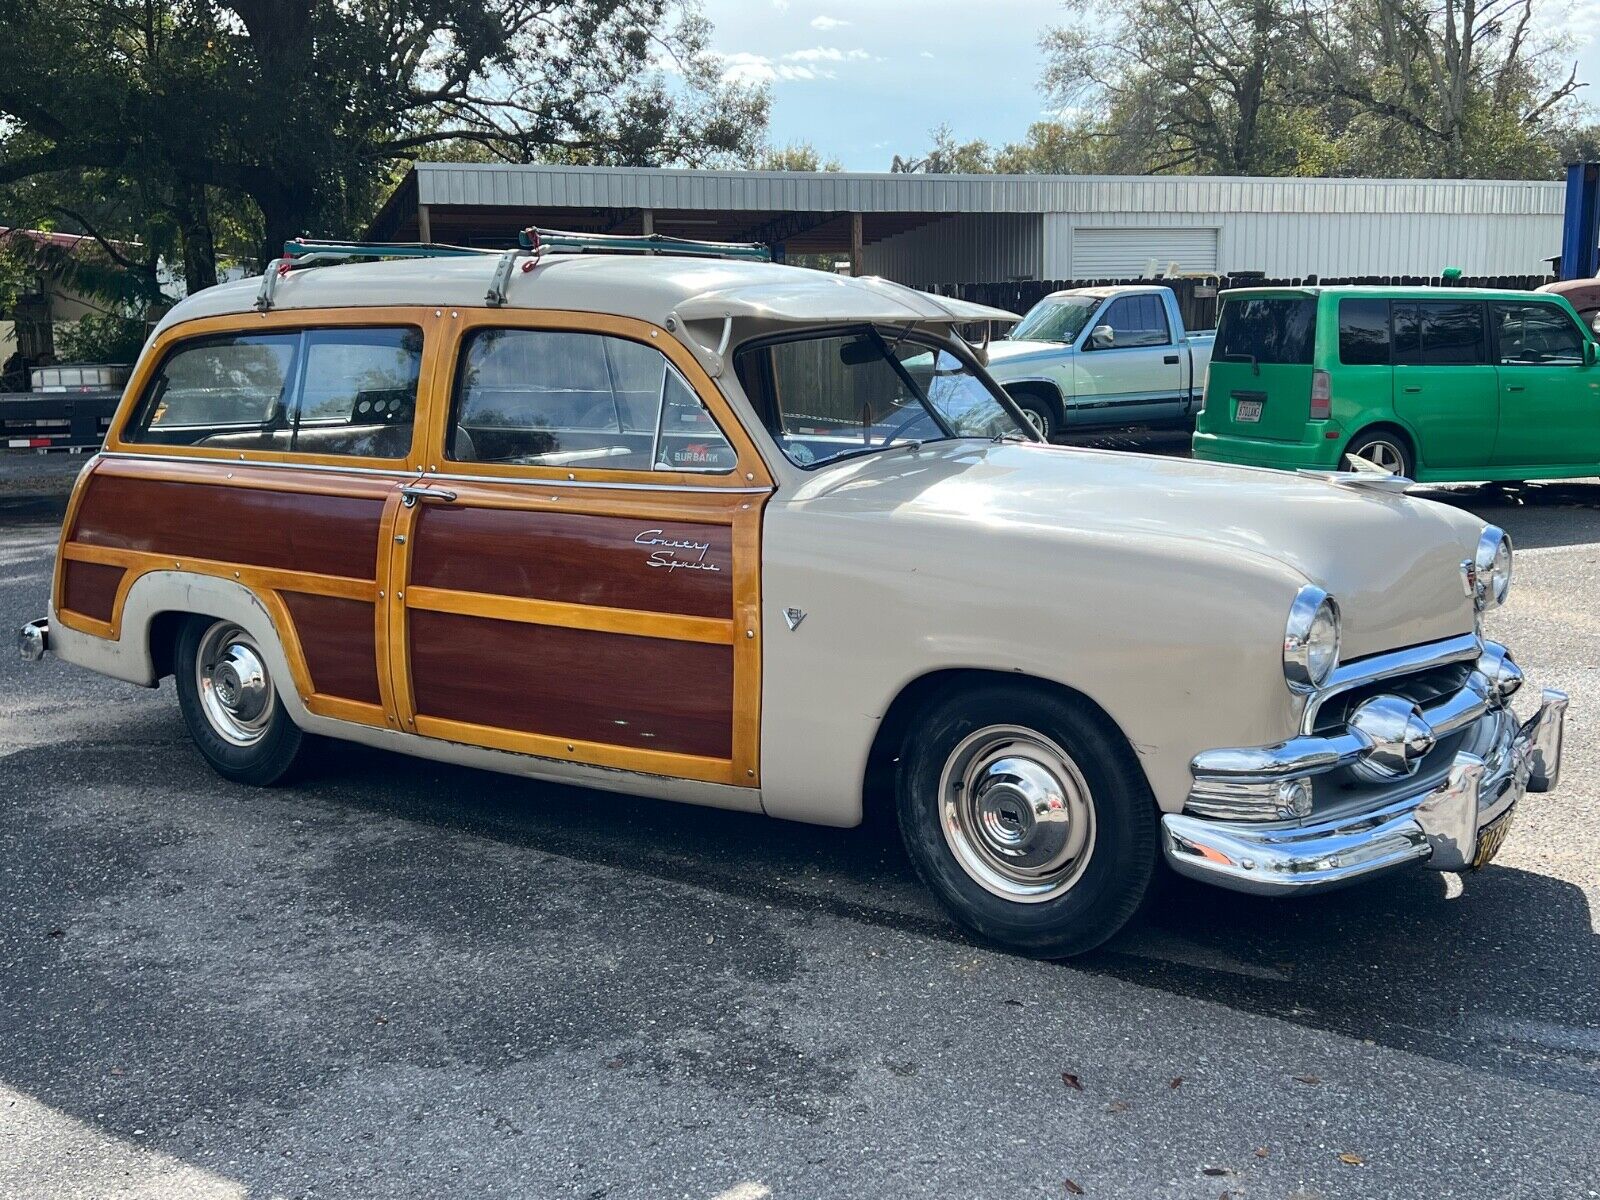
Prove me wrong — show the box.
[1215,297,1317,365]
[1338,299,1390,365]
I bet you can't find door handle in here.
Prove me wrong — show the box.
[1505,385,1525,392]
[1402,386,1422,393]
[400,483,458,507]
[1163,354,1180,365]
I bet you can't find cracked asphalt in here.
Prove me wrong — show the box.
[1,450,1598,1199]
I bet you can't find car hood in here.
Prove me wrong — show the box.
[787,442,1482,658]
[985,339,1071,369]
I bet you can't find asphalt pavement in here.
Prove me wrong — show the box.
[1,446,1598,1199]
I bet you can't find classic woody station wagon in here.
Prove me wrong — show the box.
[18,231,1570,956]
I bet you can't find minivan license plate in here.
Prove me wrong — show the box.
[1235,399,1263,423]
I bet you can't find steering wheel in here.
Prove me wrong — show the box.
[876,404,936,446]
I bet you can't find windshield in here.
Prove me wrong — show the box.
[733,328,1031,470]
[1009,296,1100,343]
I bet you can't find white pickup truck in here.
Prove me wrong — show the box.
[984,285,1216,437]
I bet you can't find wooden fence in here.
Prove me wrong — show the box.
[926,273,1555,332]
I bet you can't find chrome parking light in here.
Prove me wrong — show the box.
[1475,643,1523,707]
[1347,694,1436,782]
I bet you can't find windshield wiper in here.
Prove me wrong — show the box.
[821,439,929,467]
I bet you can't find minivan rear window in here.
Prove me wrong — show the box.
[1215,297,1316,365]
[1338,299,1390,365]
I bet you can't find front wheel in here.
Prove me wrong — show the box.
[175,616,308,786]
[1008,392,1057,440]
[896,683,1158,957]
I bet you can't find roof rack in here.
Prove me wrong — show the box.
[255,227,772,312]
[519,227,771,261]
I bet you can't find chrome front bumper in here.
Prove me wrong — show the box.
[1162,687,1567,895]
[17,618,49,661]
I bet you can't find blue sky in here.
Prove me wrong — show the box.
[698,0,1600,172]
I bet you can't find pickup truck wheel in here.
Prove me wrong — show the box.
[896,684,1158,957]
[1007,392,1056,439]
[175,616,308,786]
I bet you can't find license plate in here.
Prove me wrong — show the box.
[1235,399,1263,423]
[1471,807,1517,869]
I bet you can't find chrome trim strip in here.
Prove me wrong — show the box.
[96,451,774,495]
[1301,631,1481,734]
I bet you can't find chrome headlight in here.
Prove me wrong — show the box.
[1471,526,1513,610]
[1284,586,1341,691]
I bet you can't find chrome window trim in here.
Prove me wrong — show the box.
[1299,631,1482,735]
[96,451,773,495]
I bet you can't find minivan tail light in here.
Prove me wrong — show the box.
[1309,369,1332,420]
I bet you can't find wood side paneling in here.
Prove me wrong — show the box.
[281,592,382,705]
[73,474,384,580]
[409,505,733,618]
[61,560,124,623]
[409,609,734,760]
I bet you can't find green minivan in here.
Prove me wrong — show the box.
[1192,286,1600,480]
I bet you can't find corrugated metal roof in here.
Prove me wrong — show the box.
[413,163,1565,216]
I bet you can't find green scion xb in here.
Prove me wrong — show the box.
[1192,286,1600,480]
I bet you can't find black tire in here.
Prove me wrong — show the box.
[174,615,308,786]
[1342,428,1414,477]
[896,682,1158,958]
[1007,390,1057,440]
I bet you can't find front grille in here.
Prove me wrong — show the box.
[1310,659,1474,736]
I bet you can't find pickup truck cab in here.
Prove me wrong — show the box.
[17,235,1567,958]
[984,284,1215,437]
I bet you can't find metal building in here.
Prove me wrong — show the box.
[369,163,1565,283]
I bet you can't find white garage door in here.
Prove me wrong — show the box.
[1072,227,1219,278]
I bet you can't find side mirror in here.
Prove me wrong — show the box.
[1585,341,1597,367]
[1088,324,1115,350]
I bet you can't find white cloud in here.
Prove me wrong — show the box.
[719,51,827,83]
[810,15,850,29]
[782,46,872,63]
[771,0,789,9]
[919,51,935,59]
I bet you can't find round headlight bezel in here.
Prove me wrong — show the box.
[1284,586,1342,692]
[1473,526,1513,610]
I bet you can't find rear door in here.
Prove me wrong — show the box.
[1203,293,1317,440]
[1070,294,1183,425]
[389,311,772,788]
[1392,301,1496,469]
[1488,300,1600,468]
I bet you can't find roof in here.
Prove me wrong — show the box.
[152,252,1018,340]
[1220,284,1556,300]
[1044,284,1177,300]
[392,163,1566,218]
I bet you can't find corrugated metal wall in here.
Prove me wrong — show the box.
[860,214,1044,284]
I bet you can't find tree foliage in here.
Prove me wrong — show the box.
[0,0,768,296]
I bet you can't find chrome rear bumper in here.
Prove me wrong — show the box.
[1162,688,1567,895]
[17,618,48,661]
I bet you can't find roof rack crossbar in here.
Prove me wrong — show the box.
[519,227,771,261]
[282,238,499,261]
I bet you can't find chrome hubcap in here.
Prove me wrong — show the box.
[1348,440,1405,475]
[1021,408,1049,436]
[196,622,274,746]
[939,725,1096,903]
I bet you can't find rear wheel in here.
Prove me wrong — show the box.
[1007,390,1057,440]
[175,616,308,786]
[1343,428,1414,477]
[896,683,1158,957]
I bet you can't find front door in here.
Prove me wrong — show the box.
[1488,300,1600,468]
[1070,293,1183,425]
[387,312,771,787]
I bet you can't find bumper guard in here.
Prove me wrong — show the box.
[17,618,49,662]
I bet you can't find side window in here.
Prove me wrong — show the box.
[1102,295,1170,347]
[124,333,298,446]
[1419,302,1486,365]
[449,328,737,473]
[123,327,419,458]
[1493,303,1586,366]
[293,328,421,457]
[1338,298,1390,365]
[1392,303,1422,366]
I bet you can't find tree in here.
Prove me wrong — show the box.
[754,142,843,171]
[0,1,768,287]
[1293,0,1591,177]
[890,124,996,173]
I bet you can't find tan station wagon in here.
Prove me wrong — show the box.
[18,231,1569,956]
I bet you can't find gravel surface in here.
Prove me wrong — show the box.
[1,448,1597,1199]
